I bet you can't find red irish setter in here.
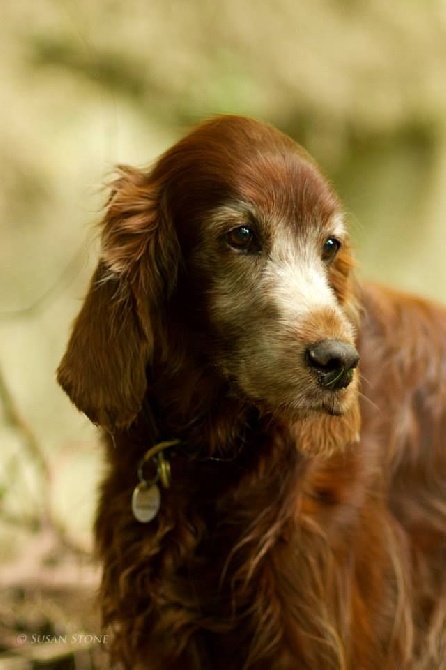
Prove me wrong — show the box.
[58,116,446,669]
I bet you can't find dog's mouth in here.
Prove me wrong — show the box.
[320,393,350,416]
[252,381,357,423]
[281,370,359,419]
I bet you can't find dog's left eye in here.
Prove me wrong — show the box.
[322,237,341,262]
[225,226,260,253]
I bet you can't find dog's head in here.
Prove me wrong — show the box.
[58,116,359,441]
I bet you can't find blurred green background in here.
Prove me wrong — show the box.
[1,0,446,662]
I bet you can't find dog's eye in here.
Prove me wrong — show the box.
[322,237,341,262]
[225,226,259,252]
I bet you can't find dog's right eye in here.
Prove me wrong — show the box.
[225,226,260,253]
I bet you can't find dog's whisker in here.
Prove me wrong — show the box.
[357,390,381,413]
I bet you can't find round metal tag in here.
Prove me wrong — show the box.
[131,482,160,523]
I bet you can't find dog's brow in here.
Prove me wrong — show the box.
[330,214,346,238]
[209,204,257,231]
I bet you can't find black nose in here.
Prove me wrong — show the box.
[306,339,359,390]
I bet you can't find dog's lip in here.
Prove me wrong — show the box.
[242,377,355,419]
[305,386,353,417]
[321,386,356,416]
[272,390,350,420]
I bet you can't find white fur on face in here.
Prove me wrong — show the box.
[268,243,337,320]
[264,220,353,341]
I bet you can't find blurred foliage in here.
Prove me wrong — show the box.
[21,0,446,131]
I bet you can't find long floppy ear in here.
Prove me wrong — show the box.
[57,166,179,430]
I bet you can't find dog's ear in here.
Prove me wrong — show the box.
[57,166,179,430]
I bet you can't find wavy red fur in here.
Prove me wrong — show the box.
[58,116,446,669]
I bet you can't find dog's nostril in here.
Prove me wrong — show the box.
[306,340,359,390]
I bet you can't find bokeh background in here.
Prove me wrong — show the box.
[1,0,446,666]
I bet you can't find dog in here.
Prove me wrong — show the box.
[58,116,446,669]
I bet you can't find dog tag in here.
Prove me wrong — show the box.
[131,481,160,523]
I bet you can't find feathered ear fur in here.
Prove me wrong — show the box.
[57,166,179,429]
